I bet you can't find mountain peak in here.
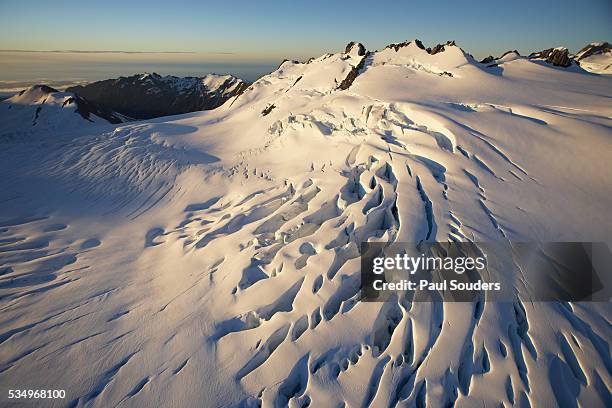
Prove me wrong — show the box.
[528,47,572,67]
[1,85,127,138]
[385,39,425,52]
[574,41,611,60]
[427,40,457,55]
[344,41,366,56]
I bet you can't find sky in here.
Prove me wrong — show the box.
[0,0,610,83]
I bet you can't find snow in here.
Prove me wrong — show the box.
[495,51,522,64]
[0,41,611,407]
[578,51,612,74]
[200,74,234,91]
[573,42,612,74]
[0,86,121,140]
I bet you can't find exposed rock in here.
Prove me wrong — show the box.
[428,40,457,55]
[574,42,611,61]
[528,47,572,67]
[337,53,370,90]
[385,40,413,52]
[69,95,126,124]
[261,104,276,116]
[384,39,426,52]
[480,56,495,64]
[345,41,366,56]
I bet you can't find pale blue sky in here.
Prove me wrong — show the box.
[0,0,610,81]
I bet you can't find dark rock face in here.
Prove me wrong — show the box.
[386,40,413,52]
[67,73,249,119]
[480,56,495,64]
[345,41,366,56]
[261,104,276,116]
[528,48,572,67]
[428,40,456,55]
[69,95,126,124]
[547,48,572,67]
[337,53,370,90]
[384,39,425,52]
[414,39,425,50]
[428,44,444,55]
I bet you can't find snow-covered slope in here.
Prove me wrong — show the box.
[66,73,249,119]
[485,42,612,74]
[0,85,129,140]
[574,42,612,74]
[0,40,611,407]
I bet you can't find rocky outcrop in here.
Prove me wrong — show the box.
[428,40,456,55]
[528,47,572,67]
[69,95,126,124]
[385,39,425,52]
[345,41,366,56]
[574,42,611,61]
[480,56,495,64]
[261,104,276,116]
[67,73,249,119]
[337,53,370,90]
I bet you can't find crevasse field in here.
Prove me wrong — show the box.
[0,41,611,407]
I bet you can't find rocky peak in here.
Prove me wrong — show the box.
[428,40,456,55]
[345,41,366,56]
[384,39,426,52]
[18,84,59,97]
[529,47,572,67]
[574,42,611,61]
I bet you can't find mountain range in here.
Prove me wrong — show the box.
[66,73,249,119]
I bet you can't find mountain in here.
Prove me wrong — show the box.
[574,42,612,74]
[0,39,611,408]
[0,85,129,140]
[528,47,572,67]
[67,73,249,119]
[515,42,612,73]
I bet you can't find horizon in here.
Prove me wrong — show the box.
[0,0,610,85]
